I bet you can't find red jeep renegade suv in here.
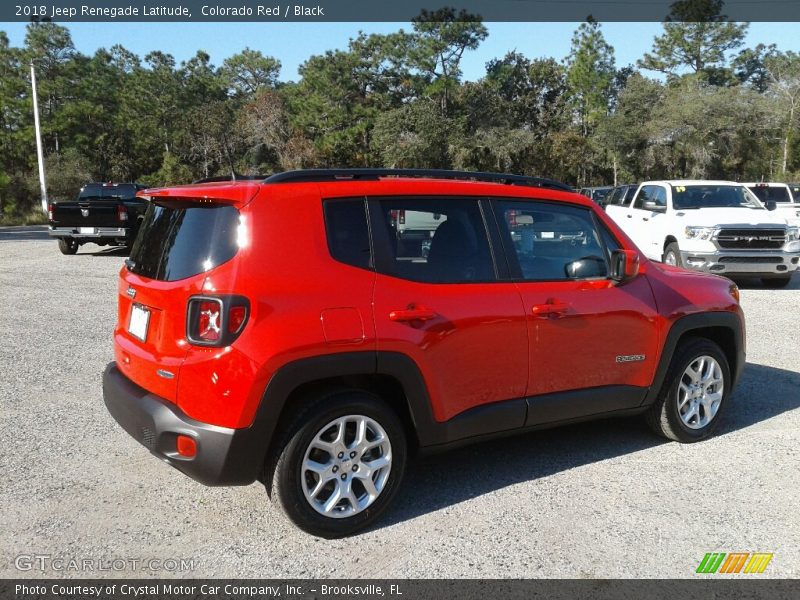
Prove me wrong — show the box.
[103,169,745,537]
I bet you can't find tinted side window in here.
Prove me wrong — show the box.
[323,198,371,270]
[371,197,495,283]
[623,186,637,204]
[496,200,610,281]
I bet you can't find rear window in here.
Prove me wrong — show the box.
[127,202,240,281]
[747,185,792,203]
[79,183,140,200]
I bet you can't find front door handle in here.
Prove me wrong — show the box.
[531,301,570,317]
[642,217,650,221]
[626,214,633,218]
[389,306,437,322]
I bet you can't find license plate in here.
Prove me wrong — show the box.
[79,227,96,234]
[128,304,150,342]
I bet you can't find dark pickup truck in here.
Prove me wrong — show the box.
[48,182,147,254]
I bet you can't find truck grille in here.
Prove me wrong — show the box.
[718,256,783,264]
[716,228,785,249]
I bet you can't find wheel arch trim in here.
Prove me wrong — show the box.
[642,311,745,407]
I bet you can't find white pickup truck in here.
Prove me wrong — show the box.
[744,182,800,226]
[606,180,800,287]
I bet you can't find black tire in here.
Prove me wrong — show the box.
[269,389,407,538]
[58,237,78,255]
[761,276,792,288]
[645,337,731,443]
[662,242,682,267]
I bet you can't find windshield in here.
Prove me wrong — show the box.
[747,185,792,204]
[78,183,140,201]
[671,185,762,210]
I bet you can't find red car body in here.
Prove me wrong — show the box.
[103,171,745,491]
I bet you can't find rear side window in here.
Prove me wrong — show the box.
[370,197,495,283]
[128,202,240,281]
[323,198,372,270]
[495,200,611,281]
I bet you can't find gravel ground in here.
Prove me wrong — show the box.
[1,226,799,579]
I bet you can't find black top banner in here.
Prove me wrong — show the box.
[4,0,800,22]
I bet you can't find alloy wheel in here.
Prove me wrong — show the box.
[301,415,392,518]
[677,355,724,429]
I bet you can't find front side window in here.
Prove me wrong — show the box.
[632,185,665,210]
[370,197,495,283]
[496,200,612,281]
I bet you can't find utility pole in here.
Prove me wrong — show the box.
[30,61,48,213]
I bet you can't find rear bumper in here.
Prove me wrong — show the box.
[102,362,262,486]
[49,226,127,239]
[679,250,800,277]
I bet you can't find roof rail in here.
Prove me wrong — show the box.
[193,174,268,184]
[262,169,573,192]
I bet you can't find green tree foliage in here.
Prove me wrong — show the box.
[408,9,487,116]
[2,14,800,222]
[638,0,748,83]
[220,48,281,97]
[565,20,616,136]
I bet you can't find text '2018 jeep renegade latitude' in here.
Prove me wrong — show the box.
[103,169,745,538]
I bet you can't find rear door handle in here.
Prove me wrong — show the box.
[389,306,437,322]
[626,214,633,218]
[643,217,649,221]
[531,301,570,317]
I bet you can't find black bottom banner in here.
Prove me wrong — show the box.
[2,579,800,600]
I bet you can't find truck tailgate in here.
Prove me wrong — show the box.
[51,200,121,228]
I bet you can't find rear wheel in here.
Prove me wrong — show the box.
[662,242,682,267]
[761,276,791,288]
[58,237,78,255]
[645,337,730,442]
[269,390,407,538]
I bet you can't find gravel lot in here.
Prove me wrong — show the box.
[1,225,799,579]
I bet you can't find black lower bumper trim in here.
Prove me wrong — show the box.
[102,363,262,486]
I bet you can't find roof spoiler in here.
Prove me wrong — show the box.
[137,181,261,207]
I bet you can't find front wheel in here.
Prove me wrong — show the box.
[645,337,730,443]
[269,390,407,538]
[57,237,78,255]
[761,276,792,288]
[662,242,682,267]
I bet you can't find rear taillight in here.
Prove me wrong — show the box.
[47,203,53,220]
[228,306,247,334]
[187,296,249,346]
[398,209,405,225]
[196,299,222,342]
[117,204,128,222]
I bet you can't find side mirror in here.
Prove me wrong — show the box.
[642,201,666,213]
[765,200,777,211]
[610,249,640,282]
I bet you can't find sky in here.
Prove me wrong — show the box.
[2,21,799,81]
